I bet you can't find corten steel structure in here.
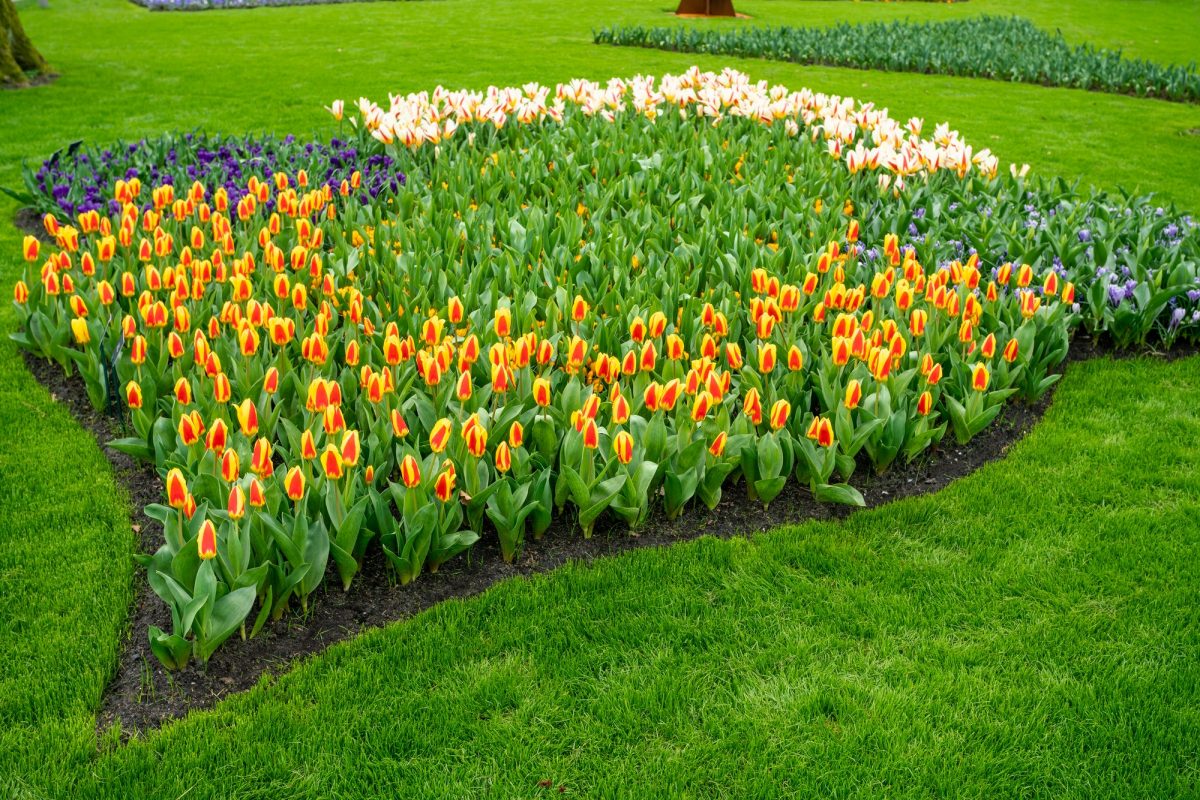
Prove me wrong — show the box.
[675,0,737,17]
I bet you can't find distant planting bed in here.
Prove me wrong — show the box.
[595,16,1200,103]
[130,0,410,10]
[11,68,1200,693]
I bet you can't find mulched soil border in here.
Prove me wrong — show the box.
[12,209,1198,737]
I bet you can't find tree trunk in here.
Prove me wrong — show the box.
[0,0,50,87]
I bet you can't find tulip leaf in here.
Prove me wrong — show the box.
[107,437,153,461]
[148,626,192,672]
[199,586,257,661]
[249,586,274,640]
[813,482,866,507]
[753,476,788,506]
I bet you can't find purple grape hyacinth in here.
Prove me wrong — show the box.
[25,132,406,219]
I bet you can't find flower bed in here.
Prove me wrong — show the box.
[11,68,1199,668]
[594,17,1200,103]
[130,0,410,11]
[11,132,404,218]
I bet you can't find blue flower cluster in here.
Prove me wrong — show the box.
[24,132,405,218]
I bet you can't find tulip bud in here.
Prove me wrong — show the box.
[1016,263,1033,287]
[494,307,512,338]
[648,310,667,338]
[22,235,39,262]
[917,390,933,416]
[340,430,360,466]
[571,294,589,322]
[639,340,657,373]
[220,449,240,482]
[178,410,203,446]
[429,418,452,453]
[213,372,232,403]
[536,339,554,365]
[235,398,259,436]
[844,380,862,410]
[581,418,599,449]
[400,454,421,488]
[70,318,90,345]
[206,418,228,453]
[125,381,143,409]
[659,379,681,411]
[320,446,345,479]
[709,431,728,457]
[1043,271,1059,297]
[725,343,743,371]
[743,387,763,425]
[284,466,306,501]
[787,345,804,372]
[250,437,273,477]
[248,477,266,507]
[611,393,631,425]
[299,429,317,460]
[806,416,835,448]
[464,419,488,458]
[613,430,633,464]
[629,315,647,342]
[568,336,587,367]
[981,333,996,359]
[666,334,685,360]
[391,408,410,438]
[228,485,247,520]
[971,363,990,392]
[166,468,188,509]
[434,466,456,502]
[533,377,551,407]
[166,331,185,360]
[495,441,513,473]
[769,399,791,430]
[198,520,218,560]
[508,422,524,449]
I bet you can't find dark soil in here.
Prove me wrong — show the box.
[28,348,1065,738]
[14,207,46,236]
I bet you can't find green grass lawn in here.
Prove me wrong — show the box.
[1,0,1198,796]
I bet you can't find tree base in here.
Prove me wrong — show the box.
[1,0,51,86]
[0,69,57,90]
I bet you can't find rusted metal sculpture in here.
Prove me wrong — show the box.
[675,0,737,17]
